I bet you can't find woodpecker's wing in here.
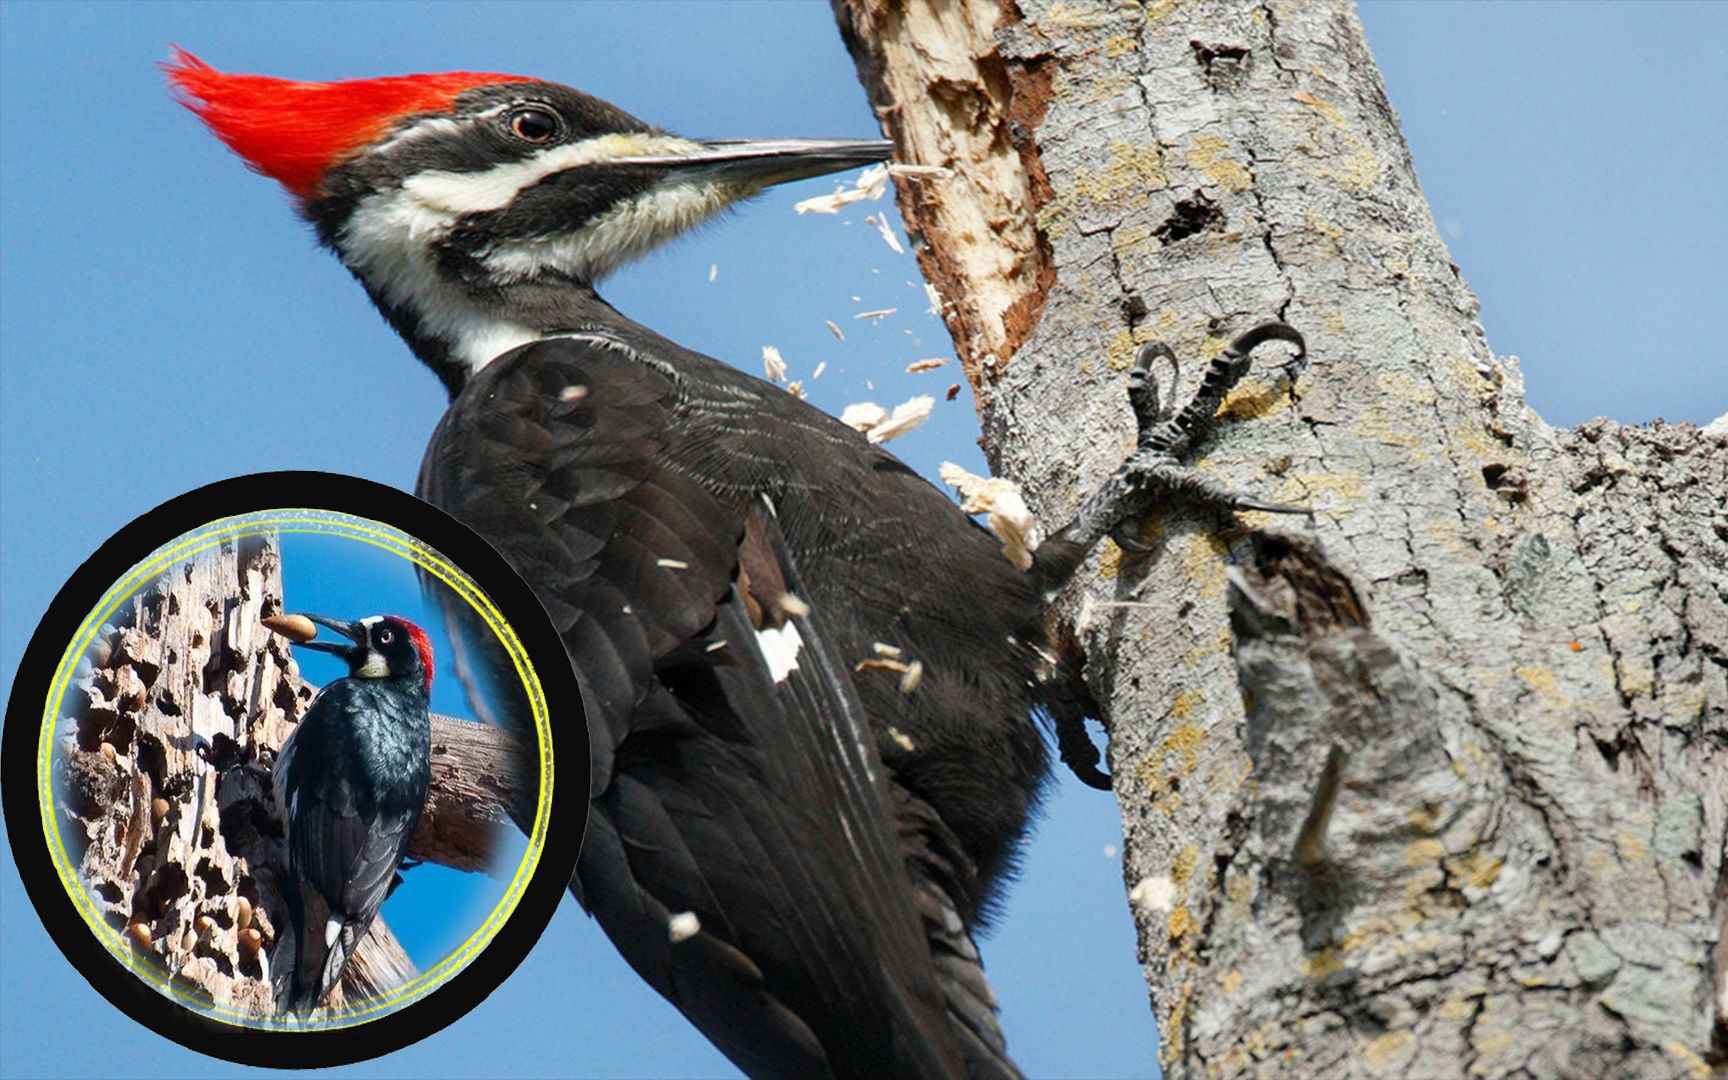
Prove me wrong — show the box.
[418,336,1015,1079]
[275,680,426,1005]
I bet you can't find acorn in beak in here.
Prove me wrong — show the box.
[262,612,366,662]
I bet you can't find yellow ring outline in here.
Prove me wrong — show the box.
[34,510,554,1030]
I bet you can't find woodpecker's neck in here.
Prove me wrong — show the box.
[354,266,616,397]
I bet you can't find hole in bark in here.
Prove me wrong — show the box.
[1481,463,1530,503]
[196,857,230,896]
[203,949,233,978]
[1592,734,1619,768]
[1155,192,1225,244]
[142,864,190,919]
[1122,293,1148,326]
[1190,41,1251,89]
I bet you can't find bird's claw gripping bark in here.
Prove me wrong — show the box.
[1053,321,1310,556]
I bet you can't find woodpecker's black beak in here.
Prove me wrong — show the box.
[619,137,894,191]
[292,613,367,661]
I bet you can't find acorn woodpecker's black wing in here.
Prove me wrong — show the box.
[417,337,1011,1078]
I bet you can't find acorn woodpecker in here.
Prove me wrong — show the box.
[172,52,1302,1074]
[270,612,435,1016]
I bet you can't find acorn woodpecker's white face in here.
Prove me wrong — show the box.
[349,615,433,689]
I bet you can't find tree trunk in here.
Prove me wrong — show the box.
[58,533,524,1019]
[833,1,1727,1076]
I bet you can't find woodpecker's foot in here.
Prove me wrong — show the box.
[1051,322,1309,556]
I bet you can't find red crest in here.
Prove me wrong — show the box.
[383,616,436,692]
[166,48,534,199]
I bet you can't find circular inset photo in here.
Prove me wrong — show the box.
[2,472,586,1068]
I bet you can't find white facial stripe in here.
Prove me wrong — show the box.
[402,132,707,216]
[480,182,735,285]
[360,615,384,628]
[355,651,390,679]
[339,183,541,374]
[336,132,727,375]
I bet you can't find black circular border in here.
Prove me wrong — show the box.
[1,471,588,1069]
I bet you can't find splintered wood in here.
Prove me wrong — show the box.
[58,535,332,1018]
[939,463,1038,570]
[842,396,934,444]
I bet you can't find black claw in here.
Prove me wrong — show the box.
[1128,342,1180,429]
[1232,496,1311,516]
[1225,321,1306,362]
[1110,522,1156,555]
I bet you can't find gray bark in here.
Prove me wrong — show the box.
[57,533,524,1019]
[834,1,1727,1076]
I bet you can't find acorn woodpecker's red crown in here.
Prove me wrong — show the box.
[380,615,436,692]
[165,48,535,199]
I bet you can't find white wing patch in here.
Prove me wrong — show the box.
[757,622,804,683]
[325,916,343,950]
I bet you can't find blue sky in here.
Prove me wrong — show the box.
[2,2,1722,1078]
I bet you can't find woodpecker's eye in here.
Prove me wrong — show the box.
[509,108,560,144]
[377,627,396,645]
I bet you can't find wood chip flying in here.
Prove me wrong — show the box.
[839,402,888,434]
[898,660,924,694]
[946,383,962,401]
[812,361,827,380]
[762,345,787,383]
[855,657,910,675]
[873,213,904,254]
[786,380,806,400]
[842,395,933,444]
[855,308,897,320]
[824,320,844,342]
[939,462,1039,570]
[906,358,948,374]
[708,263,717,282]
[793,163,889,215]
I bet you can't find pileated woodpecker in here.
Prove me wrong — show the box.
[269,612,435,1016]
[172,51,1302,1075]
